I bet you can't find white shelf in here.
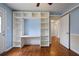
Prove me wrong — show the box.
[41,24,48,28]
[41,39,49,41]
[41,17,49,19]
[41,28,48,29]
[23,12,32,18]
[41,29,48,32]
[41,35,49,37]
[41,37,49,41]
[21,35,40,38]
[41,27,48,30]
[41,22,48,24]
[13,16,23,19]
[13,40,21,42]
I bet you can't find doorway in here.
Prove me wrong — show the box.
[50,14,70,49]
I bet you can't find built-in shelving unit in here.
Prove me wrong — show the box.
[41,12,49,46]
[13,11,50,47]
[13,14,24,47]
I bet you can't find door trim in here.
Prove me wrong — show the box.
[69,13,70,50]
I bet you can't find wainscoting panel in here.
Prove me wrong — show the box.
[70,34,79,54]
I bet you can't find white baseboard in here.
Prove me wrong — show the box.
[0,50,4,54]
[0,47,13,54]
[70,48,79,55]
[5,47,13,52]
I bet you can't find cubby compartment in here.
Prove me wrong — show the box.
[41,41,49,46]
[41,22,48,29]
[41,18,49,23]
[13,12,23,18]
[23,12,32,18]
[41,36,49,41]
[41,30,49,36]
[41,23,48,29]
[41,27,48,29]
[13,42,21,47]
[41,12,49,18]
[32,12,40,18]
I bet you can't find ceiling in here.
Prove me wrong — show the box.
[5,3,79,15]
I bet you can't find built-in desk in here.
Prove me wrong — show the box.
[20,35,41,47]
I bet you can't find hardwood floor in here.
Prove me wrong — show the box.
[1,36,79,56]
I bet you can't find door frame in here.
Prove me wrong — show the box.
[69,13,71,50]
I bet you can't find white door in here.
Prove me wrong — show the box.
[0,9,6,54]
[59,14,69,49]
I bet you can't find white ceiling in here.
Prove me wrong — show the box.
[5,3,79,15]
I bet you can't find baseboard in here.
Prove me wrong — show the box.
[0,47,13,54]
[5,47,13,52]
[60,42,69,49]
[70,48,79,55]
[60,41,79,55]
[0,50,4,54]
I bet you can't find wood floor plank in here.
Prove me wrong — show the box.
[0,36,79,56]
